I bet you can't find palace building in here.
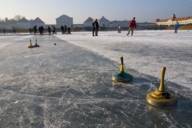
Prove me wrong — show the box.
[156,15,192,26]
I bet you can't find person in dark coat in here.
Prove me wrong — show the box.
[92,21,96,36]
[48,26,51,35]
[33,26,37,35]
[39,26,44,35]
[61,26,64,34]
[127,17,137,36]
[95,19,99,36]
[52,26,56,34]
[67,27,71,34]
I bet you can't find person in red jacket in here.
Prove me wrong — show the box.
[127,17,137,36]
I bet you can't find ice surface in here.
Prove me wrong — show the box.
[57,30,192,89]
[0,34,191,128]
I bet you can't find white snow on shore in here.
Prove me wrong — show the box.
[57,30,192,89]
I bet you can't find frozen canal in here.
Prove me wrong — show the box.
[0,32,192,128]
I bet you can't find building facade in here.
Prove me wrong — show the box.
[0,17,45,30]
[156,16,192,26]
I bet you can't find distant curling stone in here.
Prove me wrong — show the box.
[146,67,177,107]
[34,39,40,47]
[28,39,33,48]
[112,57,133,83]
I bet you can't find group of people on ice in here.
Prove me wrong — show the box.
[61,25,71,34]
[1,16,181,36]
[29,25,71,35]
[30,25,57,35]
[127,17,180,35]
[91,17,137,37]
[47,26,56,35]
[90,16,181,37]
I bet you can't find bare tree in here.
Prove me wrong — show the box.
[14,15,25,21]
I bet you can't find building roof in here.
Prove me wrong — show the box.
[33,17,45,24]
[83,17,94,24]
[56,15,72,20]
[99,16,110,23]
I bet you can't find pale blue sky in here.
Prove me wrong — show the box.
[0,0,192,24]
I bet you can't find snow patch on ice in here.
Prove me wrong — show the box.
[57,30,192,89]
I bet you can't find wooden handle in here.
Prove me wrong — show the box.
[120,57,124,65]
[159,67,166,92]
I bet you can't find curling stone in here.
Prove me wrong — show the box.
[112,57,133,83]
[28,39,33,48]
[34,39,40,47]
[146,67,177,107]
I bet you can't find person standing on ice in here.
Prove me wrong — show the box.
[48,26,51,35]
[95,19,99,36]
[67,27,71,34]
[39,26,44,35]
[118,25,121,33]
[61,26,64,34]
[52,26,56,34]
[92,21,96,36]
[174,21,180,33]
[33,26,37,35]
[127,17,137,36]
